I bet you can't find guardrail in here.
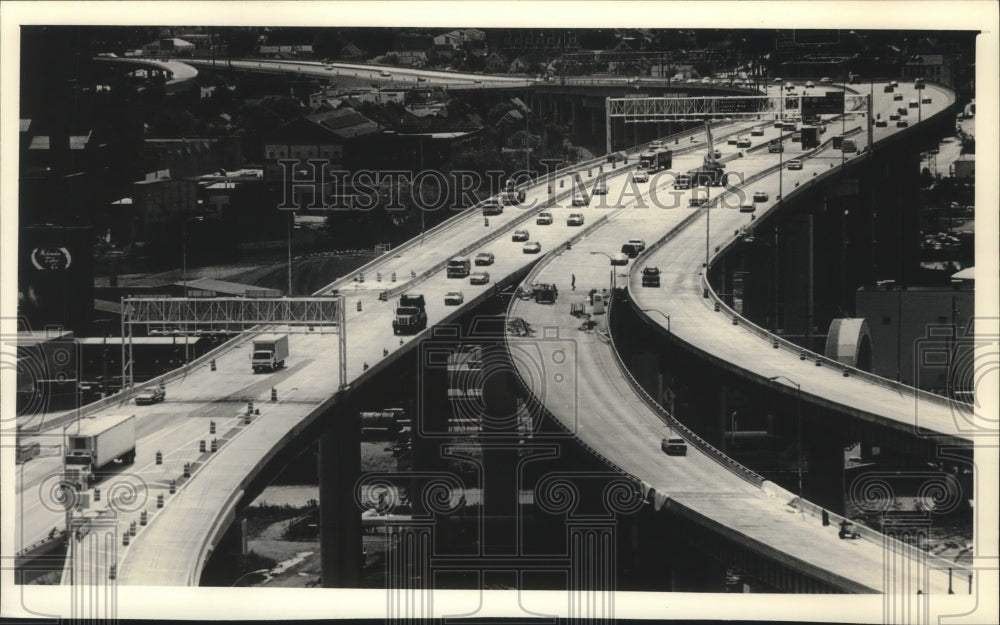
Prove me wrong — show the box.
[692,118,968,425]
[20,330,259,435]
[499,121,781,491]
[336,122,742,303]
[608,295,767,487]
[786,489,972,585]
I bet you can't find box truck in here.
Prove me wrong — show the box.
[251,334,289,373]
[65,414,136,481]
[800,126,820,149]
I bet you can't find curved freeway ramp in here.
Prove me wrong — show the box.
[92,57,199,93]
[505,85,967,593]
[628,82,973,445]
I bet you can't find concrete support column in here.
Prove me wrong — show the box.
[717,384,729,453]
[481,344,519,553]
[805,430,846,514]
[319,402,362,587]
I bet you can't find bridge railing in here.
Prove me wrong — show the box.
[782,487,972,585]
[498,121,778,491]
[693,119,968,423]
[609,295,768,487]
[502,220,646,495]
[326,121,732,300]
[19,330,260,435]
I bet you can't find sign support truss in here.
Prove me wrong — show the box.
[120,296,346,391]
[605,93,869,153]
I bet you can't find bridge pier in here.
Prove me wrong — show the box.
[804,428,850,515]
[481,343,520,553]
[318,400,363,587]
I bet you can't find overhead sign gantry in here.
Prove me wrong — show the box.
[120,296,346,390]
[605,92,871,154]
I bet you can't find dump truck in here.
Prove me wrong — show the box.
[64,414,136,482]
[638,148,673,173]
[393,294,428,335]
[251,334,289,373]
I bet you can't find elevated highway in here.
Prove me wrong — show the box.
[185,57,759,96]
[185,57,533,88]
[627,81,973,446]
[91,57,199,94]
[505,81,968,593]
[11,82,969,594]
[16,122,719,585]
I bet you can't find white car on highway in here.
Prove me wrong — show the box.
[469,272,490,285]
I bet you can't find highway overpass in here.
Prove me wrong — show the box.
[506,80,968,594]
[91,56,199,94]
[12,81,972,599]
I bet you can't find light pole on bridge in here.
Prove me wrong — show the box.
[181,215,205,298]
[588,251,616,294]
[641,308,670,333]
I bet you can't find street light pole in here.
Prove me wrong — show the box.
[641,308,670,333]
[588,251,615,292]
[288,211,293,296]
[181,215,204,298]
[704,182,712,267]
[769,375,802,497]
